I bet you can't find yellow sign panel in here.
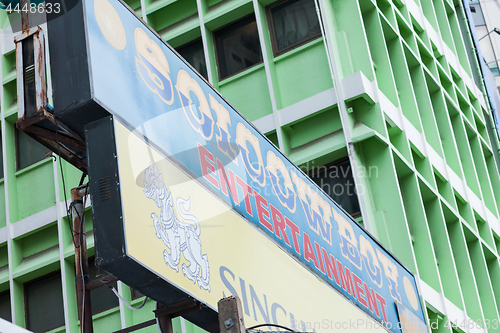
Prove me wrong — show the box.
[114,120,388,332]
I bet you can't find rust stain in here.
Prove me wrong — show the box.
[14,27,88,173]
[20,0,29,31]
[34,31,47,113]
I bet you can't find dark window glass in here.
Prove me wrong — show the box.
[25,272,65,333]
[88,258,119,314]
[0,133,4,179]
[16,130,47,170]
[22,36,37,117]
[176,39,208,80]
[131,288,144,300]
[0,291,11,321]
[268,0,321,55]
[214,15,263,80]
[308,158,361,218]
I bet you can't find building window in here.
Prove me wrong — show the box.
[0,290,11,321]
[88,257,119,315]
[214,14,263,80]
[308,158,361,218]
[16,129,47,170]
[25,272,65,332]
[176,39,208,80]
[267,0,321,56]
[131,288,144,300]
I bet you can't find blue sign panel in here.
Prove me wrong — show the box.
[85,0,427,331]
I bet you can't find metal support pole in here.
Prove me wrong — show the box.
[157,315,173,333]
[20,0,29,31]
[217,295,246,333]
[72,184,93,333]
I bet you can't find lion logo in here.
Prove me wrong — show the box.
[143,163,210,291]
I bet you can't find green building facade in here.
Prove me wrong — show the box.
[1,0,500,331]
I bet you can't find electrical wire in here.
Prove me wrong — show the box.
[54,116,80,248]
[110,287,149,311]
[80,236,85,333]
[80,186,88,333]
[246,323,299,332]
[53,109,88,333]
[51,100,77,238]
[67,186,87,333]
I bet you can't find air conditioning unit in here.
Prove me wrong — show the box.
[14,0,111,173]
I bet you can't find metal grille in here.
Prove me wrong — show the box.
[99,176,111,201]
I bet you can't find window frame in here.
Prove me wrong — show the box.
[175,37,209,80]
[130,288,144,300]
[213,13,264,81]
[87,256,119,315]
[0,289,11,322]
[24,271,65,333]
[15,129,48,171]
[266,0,323,57]
[307,157,361,219]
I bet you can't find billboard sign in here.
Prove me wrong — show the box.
[88,116,408,332]
[84,0,427,331]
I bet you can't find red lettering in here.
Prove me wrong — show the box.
[285,217,301,254]
[352,273,367,308]
[322,248,340,286]
[303,232,319,269]
[236,176,253,216]
[217,159,238,203]
[255,192,273,232]
[364,283,380,318]
[270,204,290,246]
[315,242,325,274]
[198,143,219,189]
[375,292,388,323]
[198,143,218,188]
[336,260,355,298]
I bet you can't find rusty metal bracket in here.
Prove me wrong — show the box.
[72,186,94,333]
[14,26,40,43]
[15,120,88,172]
[85,274,119,292]
[110,319,158,333]
[20,0,30,31]
[21,125,86,151]
[154,299,202,319]
[155,300,202,333]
